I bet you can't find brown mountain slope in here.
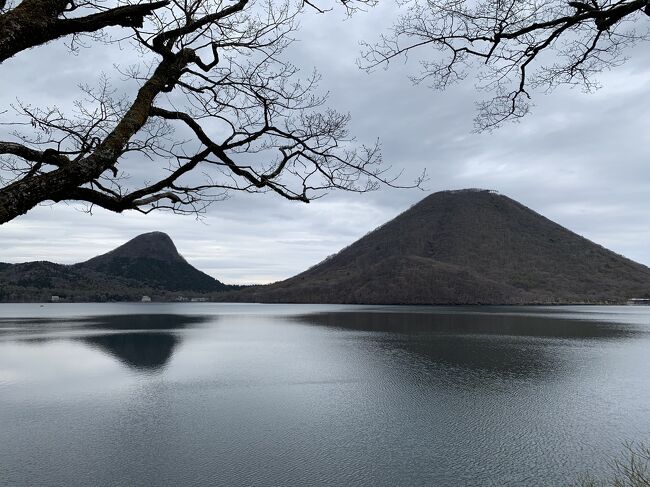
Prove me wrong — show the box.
[227,189,650,304]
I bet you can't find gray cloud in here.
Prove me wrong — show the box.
[1,3,650,284]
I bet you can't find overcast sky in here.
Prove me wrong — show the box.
[1,2,650,284]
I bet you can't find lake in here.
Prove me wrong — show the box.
[1,303,649,486]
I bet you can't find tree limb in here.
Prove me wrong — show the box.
[0,0,169,63]
[361,0,650,129]
[0,141,70,166]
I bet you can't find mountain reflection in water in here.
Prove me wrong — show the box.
[0,314,211,371]
[294,310,645,381]
[79,314,211,371]
[1,304,650,487]
[295,310,641,338]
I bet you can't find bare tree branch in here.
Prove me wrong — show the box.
[361,0,650,130]
[0,0,417,223]
[0,0,169,63]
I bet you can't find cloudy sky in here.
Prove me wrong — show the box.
[1,2,650,284]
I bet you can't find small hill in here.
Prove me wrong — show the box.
[83,232,186,264]
[226,189,650,304]
[78,232,224,293]
[0,232,227,302]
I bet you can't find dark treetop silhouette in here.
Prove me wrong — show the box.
[0,0,423,224]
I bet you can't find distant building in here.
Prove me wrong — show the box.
[141,295,152,302]
[51,295,60,302]
[627,298,650,305]
[190,297,208,302]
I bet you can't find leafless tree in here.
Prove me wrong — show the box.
[361,0,650,130]
[571,442,650,487]
[0,0,422,224]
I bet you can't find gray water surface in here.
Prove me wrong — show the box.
[1,303,649,486]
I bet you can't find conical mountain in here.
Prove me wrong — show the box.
[78,232,225,293]
[232,189,650,304]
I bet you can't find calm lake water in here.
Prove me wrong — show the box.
[1,303,649,486]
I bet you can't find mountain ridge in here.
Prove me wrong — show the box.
[77,231,222,293]
[3,189,649,304]
[222,189,650,304]
[81,232,188,266]
[0,232,228,302]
